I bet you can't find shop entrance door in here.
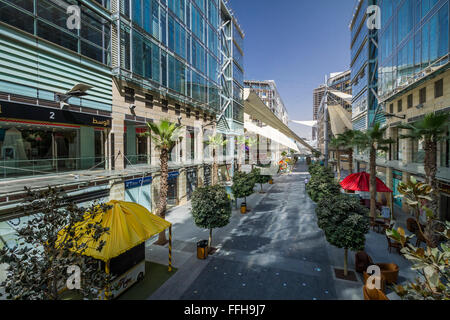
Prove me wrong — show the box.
[167,177,178,206]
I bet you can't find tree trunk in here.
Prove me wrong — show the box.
[424,139,439,214]
[423,139,440,247]
[336,150,341,181]
[156,148,169,245]
[208,228,213,248]
[238,144,242,171]
[348,149,354,174]
[370,145,377,219]
[344,248,348,277]
[213,148,219,185]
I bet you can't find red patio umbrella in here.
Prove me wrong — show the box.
[340,172,392,193]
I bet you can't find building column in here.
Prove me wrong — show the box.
[178,168,187,205]
[109,179,125,201]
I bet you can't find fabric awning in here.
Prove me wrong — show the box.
[56,200,172,262]
[290,120,317,127]
[243,89,317,152]
[327,104,353,136]
[328,89,352,102]
[244,120,300,152]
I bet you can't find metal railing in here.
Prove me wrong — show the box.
[0,156,106,179]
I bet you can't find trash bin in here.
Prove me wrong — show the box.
[240,202,247,214]
[197,240,208,260]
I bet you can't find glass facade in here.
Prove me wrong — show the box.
[350,0,379,128]
[0,0,112,65]
[118,0,221,111]
[379,0,449,98]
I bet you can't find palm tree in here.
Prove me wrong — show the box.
[236,135,246,171]
[330,137,343,181]
[398,112,450,214]
[354,123,394,218]
[236,136,257,171]
[206,134,228,185]
[143,119,183,244]
[331,130,359,178]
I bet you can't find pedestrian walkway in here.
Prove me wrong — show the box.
[146,162,415,300]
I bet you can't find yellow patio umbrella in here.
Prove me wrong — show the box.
[56,200,173,272]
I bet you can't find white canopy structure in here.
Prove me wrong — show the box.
[244,121,300,152]
[243,89,317,152]
[290,120,317,127]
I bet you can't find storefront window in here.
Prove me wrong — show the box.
[0,124,88,178]
[412,137,425,164]
[125,123,149,166]
[186,128,195,161]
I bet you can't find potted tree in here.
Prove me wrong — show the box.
[316,194,370,279]
[252,168,271,193]
[231,171,256,214]
[191,185,232,255]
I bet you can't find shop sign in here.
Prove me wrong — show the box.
[125,176,152,189]
[0,101,111,128]
[168,171,179,179]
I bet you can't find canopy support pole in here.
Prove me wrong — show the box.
[168,226,172,272]
[105,260,111,300]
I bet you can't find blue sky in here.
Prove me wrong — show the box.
[228,0,357,139]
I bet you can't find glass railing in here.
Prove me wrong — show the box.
[124,155,150,167]
[0,157,106,179]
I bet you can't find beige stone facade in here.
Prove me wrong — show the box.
[107,79,222,212]
[355,67,450,220]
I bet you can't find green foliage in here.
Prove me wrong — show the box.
[251,168,271,187]
[231,171,256,200]
[143,119,183,153]
[353,123,394,153]
[316,194,370,251]
[398,112,450,143]
[0,187,111,300]
[386,178,450,300]
[306,164,340,202]
[206,134,228,148]
[387,222,450,300]
[331,130,359,151]
[191,185,232,230]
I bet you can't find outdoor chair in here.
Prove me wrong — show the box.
[386,236,402,254]
[406,218,427,247]
[355,251,374,273]
[363,271,386,293]
[355,252,400,285]
[363,285,389,300]
[375,263,399,284]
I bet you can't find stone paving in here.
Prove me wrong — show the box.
[147,162,416,300]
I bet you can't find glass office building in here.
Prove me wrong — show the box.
[350,0,380,131]
[378,0,449,100]
[0,0,113,178]
[115,0,222,114]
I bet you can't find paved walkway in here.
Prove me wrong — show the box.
[146,163,415,300]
